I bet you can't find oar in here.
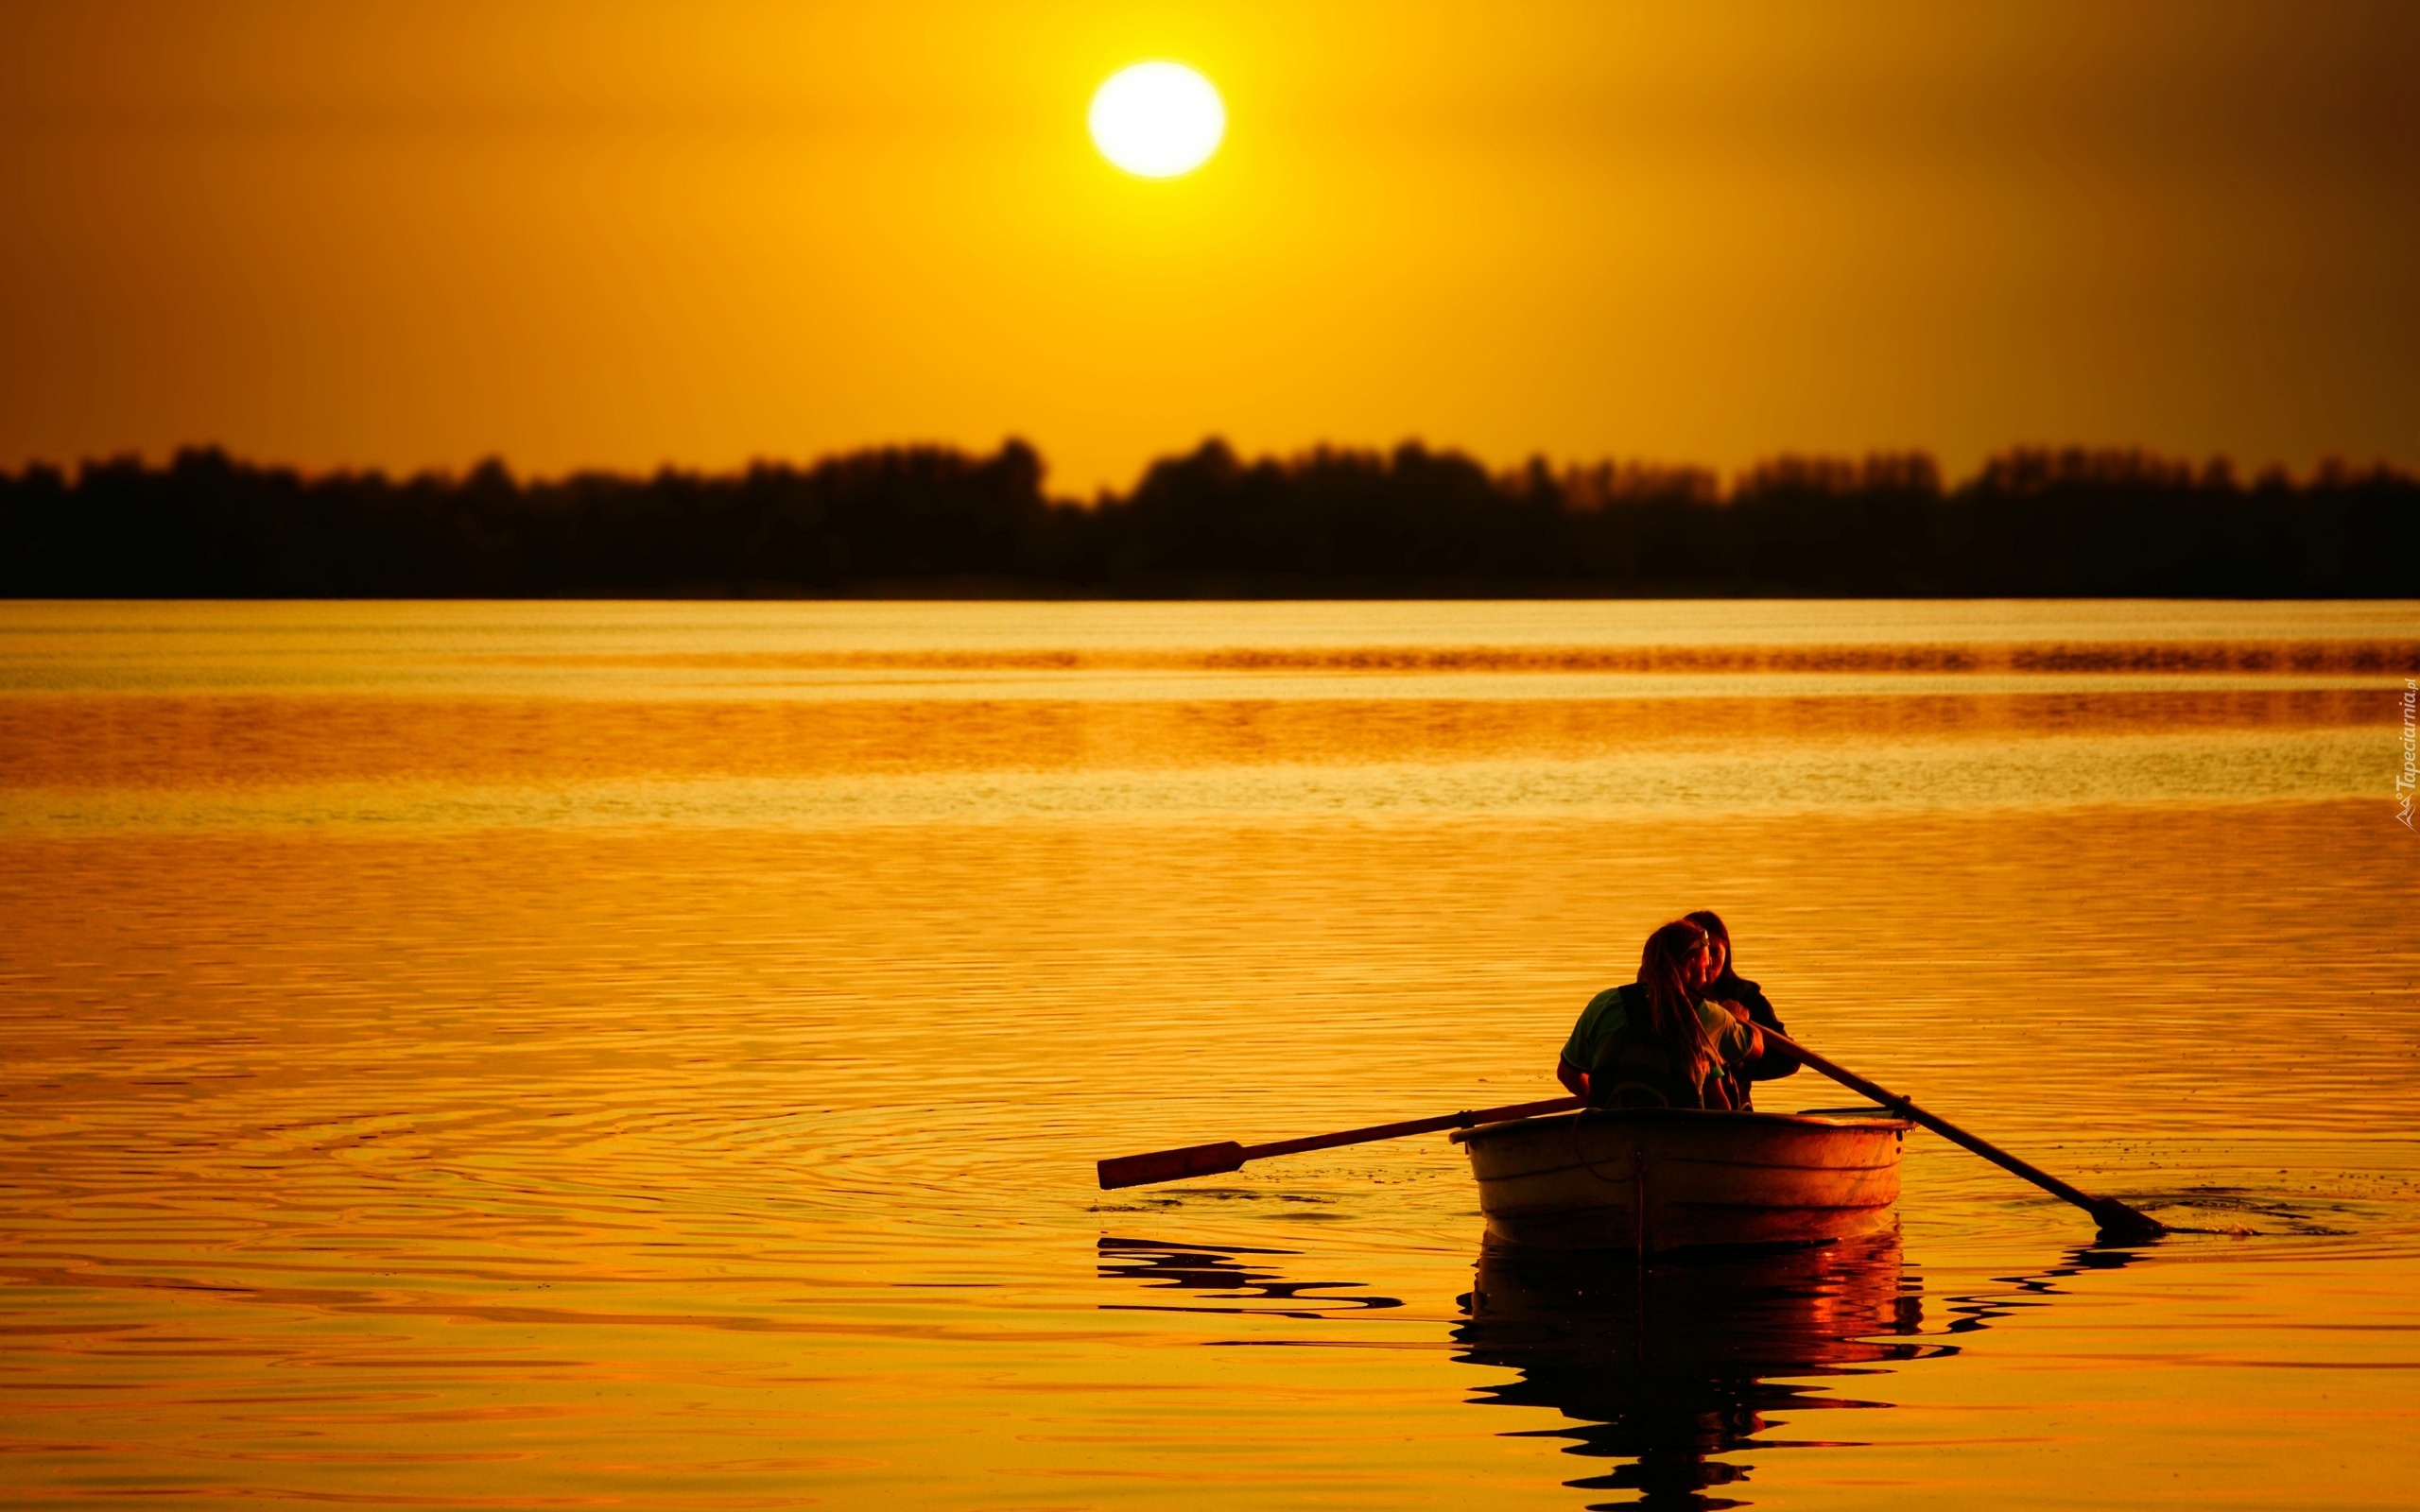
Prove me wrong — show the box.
[1097,1095,1582,1191]
[1761,1026,2167,1242]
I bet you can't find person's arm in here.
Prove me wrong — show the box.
[1557,987,1621,1105]
[1709,1009,1764,1071]
[1737,988,1800,1081]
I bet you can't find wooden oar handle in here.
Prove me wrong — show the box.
[1244,1096,1582,1161]
[1096,1095,1582,1191]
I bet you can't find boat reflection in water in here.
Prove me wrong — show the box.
[1458,1235,1933,1509]
[1098,1232,2142,1510]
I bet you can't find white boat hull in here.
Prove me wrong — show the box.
[1454,1108,1910,1252]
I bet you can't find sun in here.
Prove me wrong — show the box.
[1088,62,1225,179]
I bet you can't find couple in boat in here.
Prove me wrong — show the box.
[1555,911,1797,1112]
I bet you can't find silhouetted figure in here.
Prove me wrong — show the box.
[1557,919,1765,1110]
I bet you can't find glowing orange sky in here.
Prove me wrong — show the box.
[2,0,2413,493]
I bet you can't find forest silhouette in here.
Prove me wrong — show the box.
[3,440,2413,597]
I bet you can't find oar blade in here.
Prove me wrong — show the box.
[2087,1198,2169,1243]
[1098,1140,1247,1191]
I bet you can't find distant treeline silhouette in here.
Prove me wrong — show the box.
[3,439,2414,596]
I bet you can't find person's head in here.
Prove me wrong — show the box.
[1636,918,1721,1086]
[1684,909,1735,981]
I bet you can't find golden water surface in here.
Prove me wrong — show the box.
[2,600,2415,1510]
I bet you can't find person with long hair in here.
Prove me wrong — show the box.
[1556,918,1766,1109]
[1684,909,1799,1108]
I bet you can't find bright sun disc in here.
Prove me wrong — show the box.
[1088,61,1224,179]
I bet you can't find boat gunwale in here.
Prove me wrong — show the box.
[1481,1195,1902,1221]
[1449,1107,1914,1145]
[1475,1154,1908,1184]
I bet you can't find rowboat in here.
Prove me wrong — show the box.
[1450,1107,1911,1252]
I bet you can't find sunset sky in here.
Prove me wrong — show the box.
[2,0,2413,494]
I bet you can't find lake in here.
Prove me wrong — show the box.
[2,599,2415,1509]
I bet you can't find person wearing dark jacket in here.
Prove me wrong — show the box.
[1685,909,1798,1105]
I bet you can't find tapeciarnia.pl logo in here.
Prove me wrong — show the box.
[2398,678,2416,831]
